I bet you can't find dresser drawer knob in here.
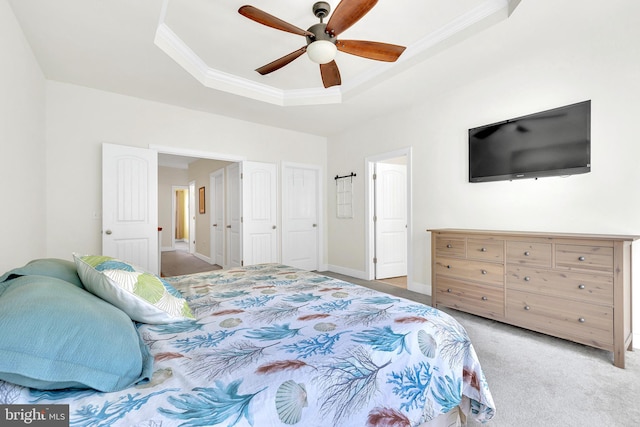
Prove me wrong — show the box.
[578,284,586,290]
[524,251,530,256]
[578,317,586,323]
[481,270,487,275]
[481,296,488,301]
[481,247,487,252]
[446,244,452,248]
[578,256,586,261]
[447,288,452,293]
[524,276,530,282]
[446,265,451,269]
[524,305,530,311]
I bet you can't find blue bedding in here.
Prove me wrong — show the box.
[1,264,495,426]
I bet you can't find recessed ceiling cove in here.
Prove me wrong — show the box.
[154,0,521,106]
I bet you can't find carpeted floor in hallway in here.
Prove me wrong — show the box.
[160,250,222,277]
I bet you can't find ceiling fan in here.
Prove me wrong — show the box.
[238,0,406,88]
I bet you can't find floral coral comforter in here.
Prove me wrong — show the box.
[2,264,495,426]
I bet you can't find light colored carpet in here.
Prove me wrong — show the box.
[160,250,221,277]
[320,271,640,427]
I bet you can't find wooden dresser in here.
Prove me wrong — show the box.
[428,229,637,368]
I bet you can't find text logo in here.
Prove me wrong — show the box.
[1,405,69,426]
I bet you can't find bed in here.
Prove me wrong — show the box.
[0,259,495,426]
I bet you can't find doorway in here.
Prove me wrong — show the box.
[172,186,190,252]
[153,147,319,274]
[156,147,245,276]
[365,148,412,289]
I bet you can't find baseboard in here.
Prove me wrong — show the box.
[193,252,213,264]
[326,265,432,297]
[410,281,430,296]
[325,264,367,280]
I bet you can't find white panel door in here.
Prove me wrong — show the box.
[242,161,278,266]
[210,169,225,267]
[102,143,158,274]
[375,163,407,279]
[282,164,319,271]
[226,163,242,268]
[189,181,196,254]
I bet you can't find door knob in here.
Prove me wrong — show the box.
[312,224,317,227]
[105,230,112,235]
[226,225,231,229]
[272,225,277,229]
[213,224,218,227]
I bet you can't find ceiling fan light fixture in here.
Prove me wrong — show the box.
[307,40,337,64]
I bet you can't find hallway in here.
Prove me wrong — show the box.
[160,248,221,277]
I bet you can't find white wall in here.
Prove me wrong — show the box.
[44,81,327,262]
[327,0,640,340]
[0,0,46,273]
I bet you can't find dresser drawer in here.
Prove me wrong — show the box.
[435,257,504,286]
[506,290,613,348]
[555,244,614,273]
[468,239,504,262]
[507,267,613,305]
[435,237,466,258]
[506,241,552,267]
[436,277,504,319]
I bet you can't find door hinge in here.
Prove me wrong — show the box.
[373,215,377,222]
[373,257,378,264]
[241,217,243,223]
[373,173,377,180]
[240,173,243,179]
[241,260,244,266]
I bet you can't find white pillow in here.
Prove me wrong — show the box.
[74,254,195,324]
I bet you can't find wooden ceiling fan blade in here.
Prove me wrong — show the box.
[255,47,307,75]
[239,5,313,37]
[325,0,378,37]
[320,61,341,88]
[337,40,406,62]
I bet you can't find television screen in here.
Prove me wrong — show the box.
[468,101,591,182]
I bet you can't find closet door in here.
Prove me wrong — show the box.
[210,169,225,267]
[282,163,320,271]
[102,143,158,274]
[226,163,242,268]
[241,161,278,265]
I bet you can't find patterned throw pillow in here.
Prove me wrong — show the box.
[74,254,195,324]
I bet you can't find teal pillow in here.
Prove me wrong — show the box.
[74,254,195,324]
[0,275,153,392]
[0,258,83,288]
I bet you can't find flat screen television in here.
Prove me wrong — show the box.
[468,100,591,182]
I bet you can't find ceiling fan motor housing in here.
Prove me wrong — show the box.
[308,2,335,46]
[306,23,336,45]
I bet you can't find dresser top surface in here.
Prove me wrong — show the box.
[427,228,640,242]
